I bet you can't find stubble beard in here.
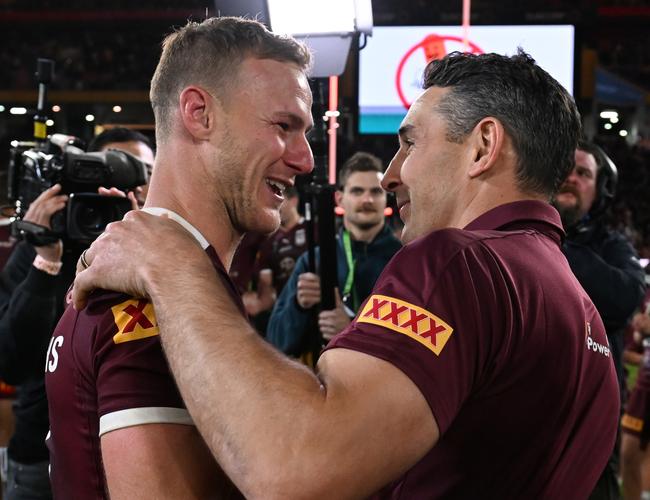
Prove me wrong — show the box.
[551,198,582,229]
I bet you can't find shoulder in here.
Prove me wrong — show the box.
[392,227,500,271]
[60,290,159,348]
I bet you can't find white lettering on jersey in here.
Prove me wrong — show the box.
[45,336,64,373]
[585,322,610,358]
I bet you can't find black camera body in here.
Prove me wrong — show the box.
[8,134,148,245]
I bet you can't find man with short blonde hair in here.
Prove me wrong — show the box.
[46,17,313,499]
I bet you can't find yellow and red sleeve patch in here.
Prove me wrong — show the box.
[622,414,644,433]
[111,299,159,344]
[357,294,454,356]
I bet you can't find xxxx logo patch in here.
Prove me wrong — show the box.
[111,299,159,344]
[357,294,454,356]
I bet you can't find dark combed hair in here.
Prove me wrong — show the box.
[150,16,312,143]
[423,49,582,197]
[87,127,154,153]
[338,152,384,189]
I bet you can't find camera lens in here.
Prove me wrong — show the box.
[67,194,131,243]
[78,206,107,233]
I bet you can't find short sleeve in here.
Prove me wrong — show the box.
[325,233,512,435]
[91,297,191,435]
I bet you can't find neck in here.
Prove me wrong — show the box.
[344,221,384,243]
[143,148,242,271]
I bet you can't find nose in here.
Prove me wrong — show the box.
[285,134,314,175]
[361,189,375,204]
[382,152,403,193]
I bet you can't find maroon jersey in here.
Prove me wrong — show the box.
[255,220,308,292]
[622,288,650,436]
[326,201,619,499]
[45,214,245,499]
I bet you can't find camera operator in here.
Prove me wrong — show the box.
[552,140,646,499]
[0,128,153,500]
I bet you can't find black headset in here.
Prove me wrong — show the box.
[579,140,618,217]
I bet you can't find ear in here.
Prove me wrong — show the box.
[178,86,219,141]
[467,117,505,179]
[334,190,343,207]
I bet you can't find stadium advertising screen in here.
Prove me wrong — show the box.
[359,25,575,134]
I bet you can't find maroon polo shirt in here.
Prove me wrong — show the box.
[326,200,619,499]
[45,245,244,499]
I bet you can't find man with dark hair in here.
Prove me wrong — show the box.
[89,127,155,207]
[553,140,646,499]
[267,151,401,355]
[74,50,618,498]
[45,16,312,499]
[0,129,153,500]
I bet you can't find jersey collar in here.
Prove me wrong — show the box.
[463,200,565,240]
[141,207,210,250]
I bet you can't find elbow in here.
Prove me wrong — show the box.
[243,469,333,500]
[236,439,339,500]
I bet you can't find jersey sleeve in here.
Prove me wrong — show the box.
[89,296,192,436]
[324,233,512,435]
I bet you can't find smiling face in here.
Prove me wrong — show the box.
[381,87,470,244]
[210,58,314,235]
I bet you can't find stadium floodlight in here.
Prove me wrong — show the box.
[216,0,373,77]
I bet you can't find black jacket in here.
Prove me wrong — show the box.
[0,241,81,463]
[563,220,646,398]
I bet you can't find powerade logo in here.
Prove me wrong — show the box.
[585,322,610,358]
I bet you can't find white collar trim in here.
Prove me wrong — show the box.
[141,207,210,250]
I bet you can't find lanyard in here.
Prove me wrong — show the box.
[342,230,357,309]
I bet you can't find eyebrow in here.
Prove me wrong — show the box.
[398,124,415,140]
[275,111,314,134]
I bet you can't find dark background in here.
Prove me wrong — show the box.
[0,0,648,250]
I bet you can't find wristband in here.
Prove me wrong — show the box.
[33,255,63,276]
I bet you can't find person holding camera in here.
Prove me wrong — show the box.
[0,128,152,500]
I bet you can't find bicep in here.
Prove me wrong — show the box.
[101,423,239,499]
[314,348,439,498]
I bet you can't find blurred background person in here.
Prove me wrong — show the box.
[242,186,308,333]
[553,140,646,499]
[267,152,401,360]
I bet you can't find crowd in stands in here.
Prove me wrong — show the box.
[605,139,650,258]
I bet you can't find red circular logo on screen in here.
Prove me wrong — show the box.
[396,34,484,110]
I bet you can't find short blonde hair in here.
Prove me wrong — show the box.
[150,17,311,143]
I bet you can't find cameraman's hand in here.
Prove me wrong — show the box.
[98,187,139,211]
[23,184,67,262]
[296,272,321,309]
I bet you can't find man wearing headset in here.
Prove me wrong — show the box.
[553,139,646,499]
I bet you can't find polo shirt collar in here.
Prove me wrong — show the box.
[463,200,565,240]
[141,207,210,250]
